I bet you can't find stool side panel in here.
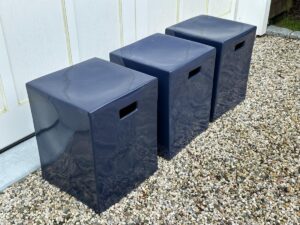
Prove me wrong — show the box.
[110,54,171,156]
[209,46,224,122]
[166,28,223,124]
[26,86,98,211]
[168,54,215,159]
[90,81,158,213]
[212,30,256,121]
[167,20,256,122]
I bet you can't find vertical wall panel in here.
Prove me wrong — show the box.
[121,0,136,45]
[0,0,70,104]
[71,0,121,61]
[136,0,177,40]
[208,0,237,20]
[0,0,69,149]
[0,20,18,110]
[147,0,177,34]
[135,0,149,40]
[63,0,81,64]
[235,0,271,35]
[0,77,6,114]
[179,0,205,21]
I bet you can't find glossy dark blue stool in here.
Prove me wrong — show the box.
[166,15,257,121]
[110,34,216,159]
[26,58,158,213]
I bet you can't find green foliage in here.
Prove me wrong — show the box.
[276,16,300,31]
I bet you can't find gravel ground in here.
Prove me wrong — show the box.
[0,36,299,225]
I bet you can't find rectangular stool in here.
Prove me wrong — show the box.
[166,15,256,121]
[26,58,158,213]
[110,34,216,159]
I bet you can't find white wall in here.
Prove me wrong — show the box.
[0,0,70,149]
[0,0,270,149]
[236,0,271,35]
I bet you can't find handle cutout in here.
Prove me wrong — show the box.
[235,41,245,51]
[188,66,201,79]
[119,102,137,119]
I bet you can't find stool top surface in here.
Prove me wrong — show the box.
[27,58,156,112]
[110,33,215,73]
[166,15,256,43]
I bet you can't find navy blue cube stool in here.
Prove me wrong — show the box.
[110,34,216,159]
[166,15,256,121]
[26,58,158,213]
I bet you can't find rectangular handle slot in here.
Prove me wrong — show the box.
[188,66,201,79]
[119,102,137,119]
[235,41,245,51]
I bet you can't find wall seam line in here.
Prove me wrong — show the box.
[61,0,73,65]
[119,0,124,47]
[0,16,24,105]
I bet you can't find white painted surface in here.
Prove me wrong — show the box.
[0,0,70,149]
[147,0,178,35]
[208,0,237,19]
[68,0,122,61]
[0,0,70,103]
[0,0,270,149]
[236,0,271,36]
[0,137,40,191]
[136,0,177,39]
[179,0,206,21]
[0,77,6,113]
[121,0,136,45]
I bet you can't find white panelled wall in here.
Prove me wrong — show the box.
[0,0,271,149]
[0,0,70,149]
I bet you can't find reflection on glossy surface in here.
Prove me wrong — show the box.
[27,58,158,213]
[110,34,215,159]
[166,15,257,121]
[91,85,157,211]
[170,56,215,158]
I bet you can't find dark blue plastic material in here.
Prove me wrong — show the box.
[110,34,215,159]
[26,58,158,213]
[166,15,257,121]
